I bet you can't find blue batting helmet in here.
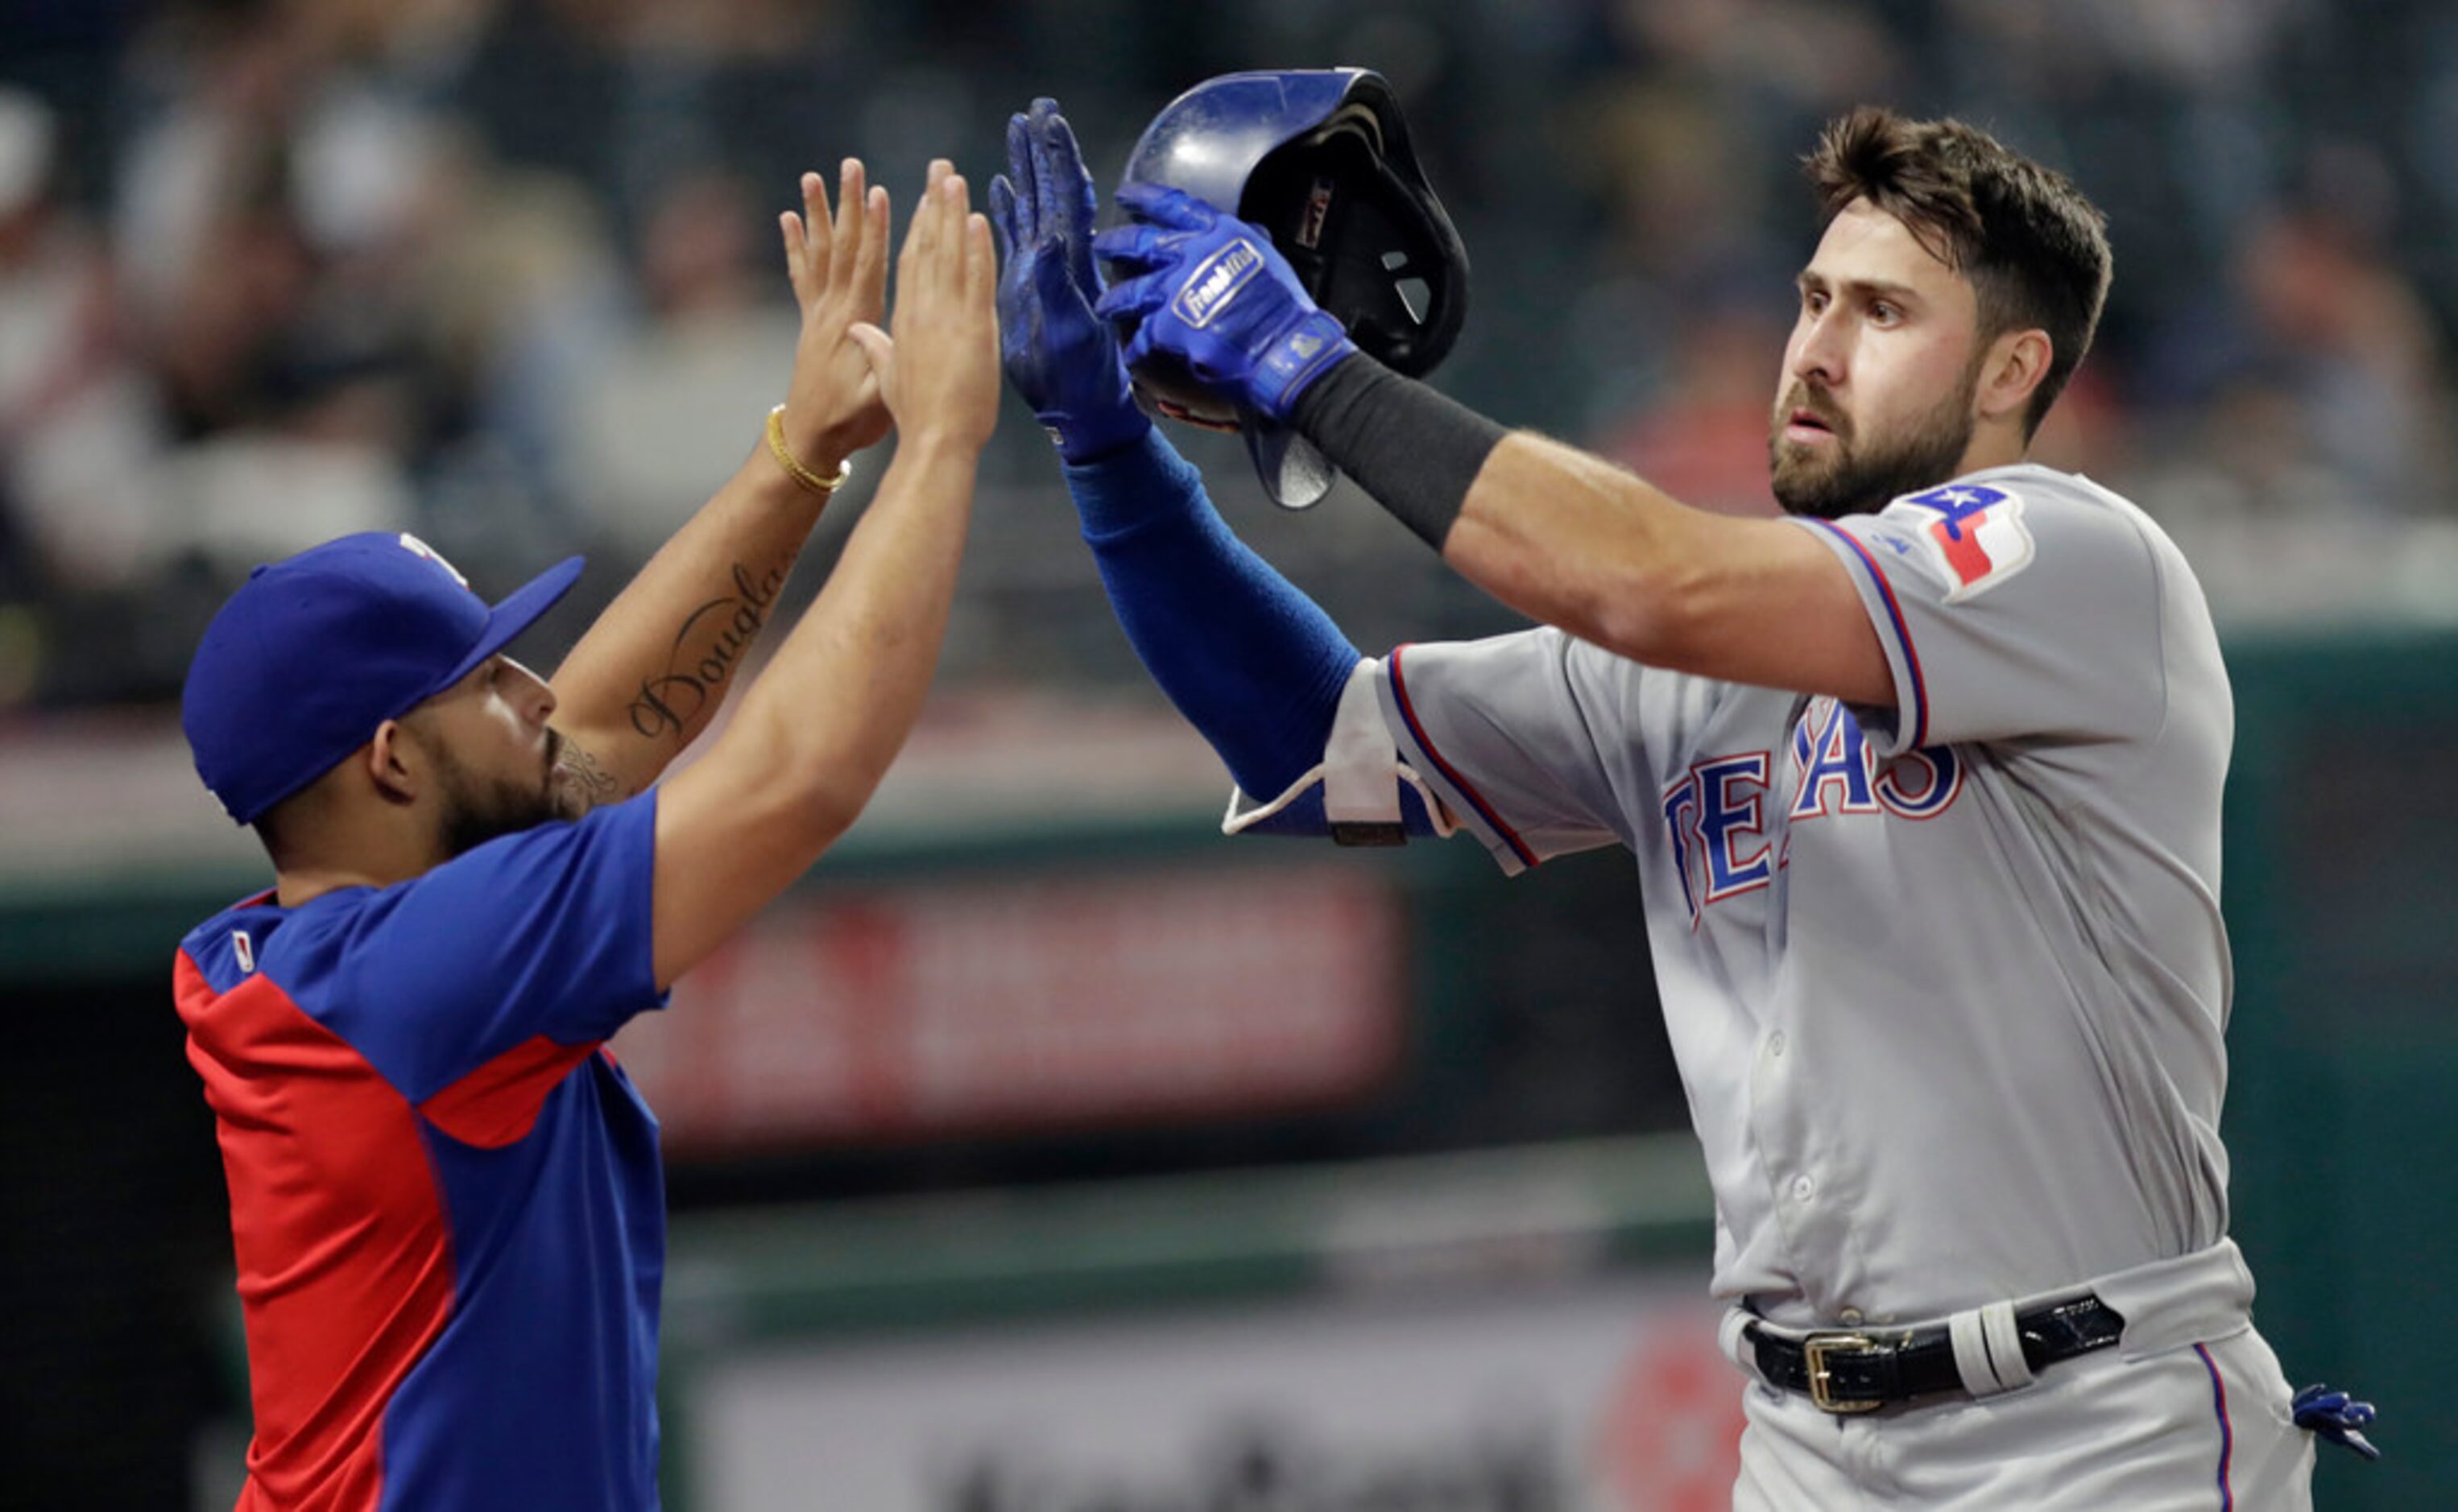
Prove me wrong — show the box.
[1114,68,1471,507]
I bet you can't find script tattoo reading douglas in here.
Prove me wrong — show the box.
[627,562,787,739]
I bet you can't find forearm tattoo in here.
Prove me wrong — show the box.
[626,561,788,741]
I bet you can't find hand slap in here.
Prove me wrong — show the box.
[990,96,1149,463]
[1090,184,1357,423]
[850,163,1001,451]
[777,159,895,465]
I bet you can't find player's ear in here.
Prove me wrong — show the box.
[1976,327,2052,426]
[366,719,423,808]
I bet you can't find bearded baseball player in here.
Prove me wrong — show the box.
[173,161,999,1509]
[991,82,2377,1508]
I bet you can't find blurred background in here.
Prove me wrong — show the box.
[1,0,2454,1507]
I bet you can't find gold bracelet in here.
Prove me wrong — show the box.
[766,405,852,496]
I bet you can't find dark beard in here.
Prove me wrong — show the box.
[1767,362,1981,521]
[436,730,571,859]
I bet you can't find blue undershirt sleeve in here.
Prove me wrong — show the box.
[1057,428,1405,796]
[1063,429,1360,800]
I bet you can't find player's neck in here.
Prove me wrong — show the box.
[1951,421,2030,481]
[271,808,449,907]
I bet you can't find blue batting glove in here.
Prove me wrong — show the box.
[2291,1383,2381,1462]
[1090,184,1357,423]
[989,97,1150,464]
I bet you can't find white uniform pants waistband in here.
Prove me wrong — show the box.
[1719,1237,2258,1396]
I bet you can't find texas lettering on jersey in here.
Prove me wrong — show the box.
[1659,700,1963,927]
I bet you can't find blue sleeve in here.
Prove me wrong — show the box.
[1064,428,1360,799]
[326,793,664,1100]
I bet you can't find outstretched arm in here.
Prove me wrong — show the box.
[648,163,999,989]
[548,161,896,804]
[1093,188,1889,706]
[991,98,1355,801]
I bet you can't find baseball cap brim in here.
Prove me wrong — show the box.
[434,554,586,694]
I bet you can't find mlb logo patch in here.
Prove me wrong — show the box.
[1899,482,2033,603]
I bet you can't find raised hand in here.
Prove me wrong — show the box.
[778,159,895,466]
[1090,183,1356,423]
[987,97,1150,463]
[849,162,1001,452]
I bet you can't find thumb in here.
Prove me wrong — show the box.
[848,322,896,382]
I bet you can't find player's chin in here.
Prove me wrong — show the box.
[1768,447,1856,520]
[545,764,589,822]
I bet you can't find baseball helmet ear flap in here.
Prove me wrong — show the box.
[1111,68,1471,508]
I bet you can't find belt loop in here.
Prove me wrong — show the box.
[1948,1301,2035,1396]
[1720,1308,1763,1380]
[1981,1300,2035,1391]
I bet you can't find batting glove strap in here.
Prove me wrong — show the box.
[1248,309,1358,423]
[1037,400,1152,465]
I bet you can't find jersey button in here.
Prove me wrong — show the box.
[1839,1308,1864,1326]
[1790,1175,1815,1203]
[1766,1031,1787,1059]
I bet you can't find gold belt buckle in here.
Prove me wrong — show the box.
[1802,1332,1883,1414]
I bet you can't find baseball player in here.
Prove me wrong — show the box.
[173,160,999,1510]
[991,88,2376,1508]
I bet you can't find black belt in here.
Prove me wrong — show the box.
[1747,1295,2125,1413]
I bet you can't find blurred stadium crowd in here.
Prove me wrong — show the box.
[4,0,2457,709]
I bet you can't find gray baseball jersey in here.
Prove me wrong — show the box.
[1274,463,2237,1328]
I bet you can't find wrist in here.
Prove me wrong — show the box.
[892,427,992,465]
[1248,310,1357,421]
[1064,426,1196,537]
[1289,357,1508,550]
[766,405,854,498]
[1043,399,1152,465]
[801,432,856,478]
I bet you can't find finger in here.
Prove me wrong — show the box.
[1004,113,1039,246]
[802,167,834,274]
[856,184,890,319]
[1028,100,1071,249]
[847,321,895,386]
[987,175,1021,265]
[904,165,944,281]
[1093,269,1169,322]
[827,159,864,294]
[934,173,971,293]
[780,209,812,302]
[1090,221,1177,273]
[1114,181,1218,230]
[964,210,995,308]
[1043,108,1102,287]
[919,159,957,242]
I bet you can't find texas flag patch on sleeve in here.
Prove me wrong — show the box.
[1897,481,2034,603]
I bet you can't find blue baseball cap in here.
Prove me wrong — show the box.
[182,531,584,824]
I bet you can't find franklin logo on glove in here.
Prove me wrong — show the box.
[1173,238,1264,327]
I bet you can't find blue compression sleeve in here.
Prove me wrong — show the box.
[1063,430,1358,800]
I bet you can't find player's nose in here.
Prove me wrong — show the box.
[503,657,557,724]
[1789,309,1848,387]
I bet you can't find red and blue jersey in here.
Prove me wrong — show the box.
[174,795,669,1511]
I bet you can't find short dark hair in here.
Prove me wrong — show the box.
[1806,107,2112,438]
